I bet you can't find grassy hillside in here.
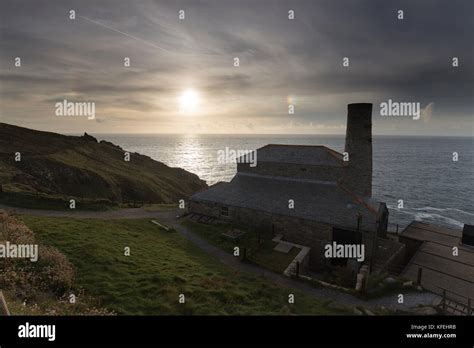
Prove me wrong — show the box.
[0,123,207,208]
[20,215,350,315]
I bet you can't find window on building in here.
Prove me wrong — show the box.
[221,206,229,217]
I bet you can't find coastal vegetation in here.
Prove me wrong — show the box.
[0,123,207,210]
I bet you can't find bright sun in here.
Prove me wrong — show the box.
[178,89,200,114]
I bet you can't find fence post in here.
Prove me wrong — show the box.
[416,267,423,285]
[0,291,10,316]
[295,261,300,278]
[442,289,446,312]
[468,299,472,316]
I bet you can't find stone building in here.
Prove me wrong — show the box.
[189,103,394,272]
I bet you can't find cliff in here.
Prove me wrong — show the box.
[0,123,207,207]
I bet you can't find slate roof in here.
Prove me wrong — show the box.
[191,172,380,231]
[238,144,345,167]
[401,221,474,305]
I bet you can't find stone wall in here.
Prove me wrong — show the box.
[398,235,423,264]
[188,200,378,271]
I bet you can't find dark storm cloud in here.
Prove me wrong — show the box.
[0,0,472,134]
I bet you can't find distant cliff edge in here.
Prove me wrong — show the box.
[0,123,207,209]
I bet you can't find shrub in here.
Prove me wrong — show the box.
[1,212,74,304]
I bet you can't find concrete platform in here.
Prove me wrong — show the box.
[274,242,293,253]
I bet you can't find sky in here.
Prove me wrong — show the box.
[0,0,473,135]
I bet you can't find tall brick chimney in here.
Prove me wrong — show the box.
[344,103,373,197]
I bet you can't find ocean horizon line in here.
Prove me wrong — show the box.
[79,133,474,138]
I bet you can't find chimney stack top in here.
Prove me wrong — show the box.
[348,103,373,111]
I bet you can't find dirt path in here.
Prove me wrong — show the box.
[1,204,440,312]
[0,204,166,219]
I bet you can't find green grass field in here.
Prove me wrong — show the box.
[20,215,350,315]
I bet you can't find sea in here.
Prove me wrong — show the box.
[96,134,474,231]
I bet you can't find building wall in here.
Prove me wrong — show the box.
[398,235,423,264]
[189,200,378,271]
[237,161,345,183]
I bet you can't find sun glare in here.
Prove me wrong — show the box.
[178,89,200,114]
